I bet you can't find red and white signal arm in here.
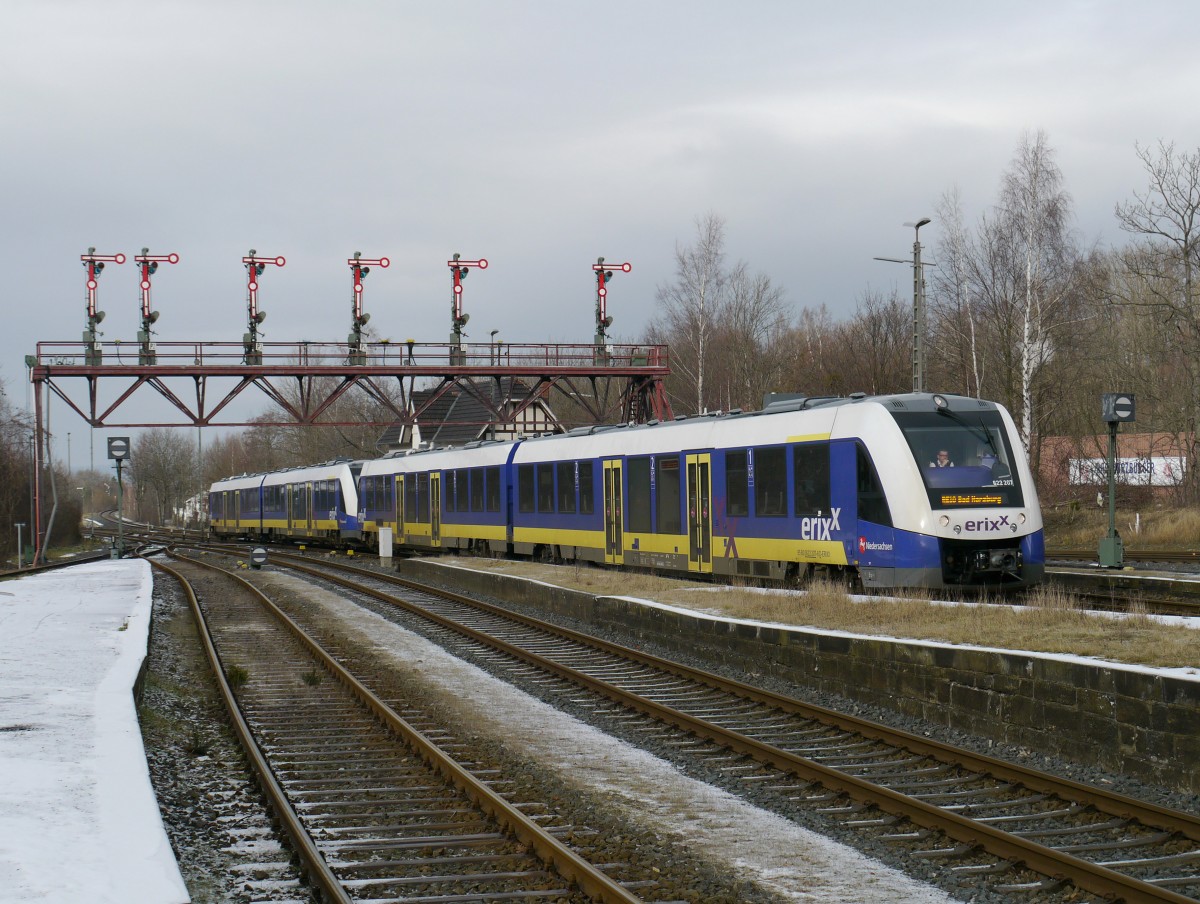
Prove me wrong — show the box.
[593,261,632,273]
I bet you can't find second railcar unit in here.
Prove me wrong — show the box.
[210,460,363,543]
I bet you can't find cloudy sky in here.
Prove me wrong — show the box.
[5,1,1200,466]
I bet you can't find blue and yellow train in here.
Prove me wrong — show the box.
[209,392,1045,590]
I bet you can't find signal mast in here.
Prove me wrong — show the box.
[347,252,389,364]
[133,248,179,364]
[592,256,631,361]
[80,248,125,365]
[447,252,487,364]
[241,249,285,364]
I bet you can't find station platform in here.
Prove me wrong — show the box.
[0,559,188,904]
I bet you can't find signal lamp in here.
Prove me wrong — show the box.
[255,310,267,323]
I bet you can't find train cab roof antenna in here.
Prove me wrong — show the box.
[80,247,126,365]
[133,248,178,365]
[347,252,389,365]
[241,249,285,365]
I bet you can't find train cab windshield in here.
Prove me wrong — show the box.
[891,410,1025,509]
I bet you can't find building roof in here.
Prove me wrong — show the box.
[375,377,552,451]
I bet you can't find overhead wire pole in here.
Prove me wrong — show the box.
[875,217,934,393]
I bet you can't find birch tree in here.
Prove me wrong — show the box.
[1001,130,1078,450]
[654,212,729,414]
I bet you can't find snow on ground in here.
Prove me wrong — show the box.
[261,570,959,904]
[0,560,189,904]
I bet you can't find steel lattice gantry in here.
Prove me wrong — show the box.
[26,339,673,560]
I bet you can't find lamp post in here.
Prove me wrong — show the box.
[909,217,931,393]
[15,523,25,569]
[874,217,933,393]
[490,330,499,365]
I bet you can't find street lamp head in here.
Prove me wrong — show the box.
[916,217,931,229]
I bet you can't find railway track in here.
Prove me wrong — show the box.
[150,552,660,904]
[196,545,1200,904]
[1047,549,1200,565]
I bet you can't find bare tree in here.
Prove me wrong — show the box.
[998,130,1080,449]
[654,212,729,414]
[710,264,790,410]
[929,187,986,397]
[1113,140,1200,498]
[132,428,197,524]
[930,132,1081,452]
[845,289,910,395]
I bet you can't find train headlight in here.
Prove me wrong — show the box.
[953,524,962,534]
[939,515,950,527]
[1017,512,1027,525]
[1011,523,1019,533]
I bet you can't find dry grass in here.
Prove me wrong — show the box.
[1044,504,1200,549]
[446,558,1200,671]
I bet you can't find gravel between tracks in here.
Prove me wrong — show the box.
[254,567,965,903]
[139,574,309,903]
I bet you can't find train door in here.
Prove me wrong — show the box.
[603,459,623,565]
[430,472,442,546]
[686,453,713,573]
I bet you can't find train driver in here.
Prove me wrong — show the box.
[930,449,955,468]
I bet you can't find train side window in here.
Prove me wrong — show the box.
[627,456,652,532]
[557,462,576,513]
[856,443,892,526]
[486,466,501,512]
[470,468,484,511]
[405,474,418,522]
[725,450,748,517]
[656,456,682,534]
[518,464,535,513]
[537,464,556,513]
[417,472,430,522]
[579,461,595,515]
[793,443,830,516]
[755,446,787,517]
[455,469,469,512]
